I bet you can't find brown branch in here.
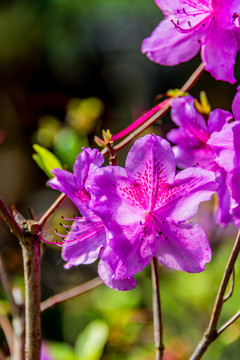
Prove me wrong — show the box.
[217,310,240,336]
[151,258,164,360]
[0,197,41,360]
[190,229,240,360]
[20,235,41,360]
[38,193,66,229]
[41,277,103,313]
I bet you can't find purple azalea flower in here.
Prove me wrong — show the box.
[87,134,217,287]
[208,86,240,226]
[166,95,234,226]
[142,0,240,83]
[49,148,106,268]
[49,148,136,290]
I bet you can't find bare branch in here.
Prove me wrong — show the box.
[217,310,240,336]
[41,277,103,313]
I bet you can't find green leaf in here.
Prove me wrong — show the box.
[33,144,63,178]
[75,320,109,360]
[53,128,88,169]
[48,341,77,360]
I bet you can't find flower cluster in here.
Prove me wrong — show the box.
[47,0,240,292]
[49,135,217,290]
[167,87,240,226]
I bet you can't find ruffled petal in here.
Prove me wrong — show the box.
[125,134,176,186]
[62,218,106,268]
[172,144,216,169]
[98,259,137,291]
[171,96,208,135]
[208,122,240,172]
[232,86,240,120]
[214,169,233,226]
[142,17,201,66]
[155,219,212,272]
[201,20,238,83]
[207,109,232,134]
[156,167,217,222]
[73,148,104,189]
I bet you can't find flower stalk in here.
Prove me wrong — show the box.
[151,258,164,360]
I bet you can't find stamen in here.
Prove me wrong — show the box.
[38,232,64,246]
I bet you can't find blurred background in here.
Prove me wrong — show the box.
[0,0,240,359]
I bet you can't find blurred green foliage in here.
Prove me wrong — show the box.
[0,1,240,360]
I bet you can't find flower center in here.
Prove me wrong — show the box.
[141,212,167,240]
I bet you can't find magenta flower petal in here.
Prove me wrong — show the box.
[62,217,106,268]
[155,219,211,273]
[201,20,238,83]
[98,259,137,291]
[208,122,240,173]
[207,109,232,134]
[142,17,201,66]
[125,134,176,186]
[214,170,233,226]
[230,168,240,226]
[232,85,240,120]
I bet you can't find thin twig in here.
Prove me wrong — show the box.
[38,193,66,228]
[151,258,164,360]
[0,314,13,354]
[217,310,240,336]
[40,277,103,313]
[190,229,240,360]
[107,62,205,153]
[223,267,235,302]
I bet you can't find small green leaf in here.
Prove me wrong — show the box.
[33,144,63,178]
[53,128,88,169]
[48,341,77,360]
[75,320,109,360]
